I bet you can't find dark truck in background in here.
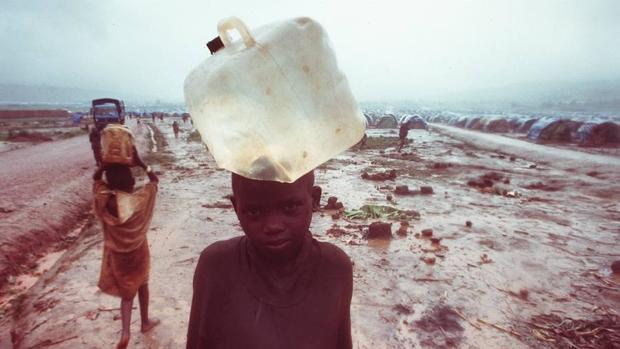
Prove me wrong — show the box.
[89,98,125,166]
[91,98,125,130]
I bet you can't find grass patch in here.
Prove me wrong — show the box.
[345,204,421,220]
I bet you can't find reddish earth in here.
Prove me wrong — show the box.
[1,119,619,348]
[0,135,94,290]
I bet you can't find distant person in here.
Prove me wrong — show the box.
[92,149,160,349]
[172,120,180,138]
[186,171,353,348]
[358,132,368,150]
[398,122,410,152]
[89,125,102,166]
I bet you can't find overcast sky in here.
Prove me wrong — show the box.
[1,0,619,102]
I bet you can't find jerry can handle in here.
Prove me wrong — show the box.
[217,17,256,49]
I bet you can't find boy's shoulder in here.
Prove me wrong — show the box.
[197,236,244,270]
[316,240,352,276]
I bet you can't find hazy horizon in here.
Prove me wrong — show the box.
[1,0,619,103]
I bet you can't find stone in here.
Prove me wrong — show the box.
[397,221,409,237]
[420,186,434,195]
[394,185,410,195]
[423,256,436,265]
[611,260,620,274]
[465,221,473,228]
[367,222,392,239]
[324,196,344,210]
[421,229,433,237]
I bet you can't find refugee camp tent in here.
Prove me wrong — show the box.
[528,117,583,142]
[485,118,511,133]
[577,121,620,147]
[375,114,399,129]
[402,115,428,129]
[517,118,539,133]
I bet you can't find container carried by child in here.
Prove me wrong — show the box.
[101,124,135,165]
[184,17,366,183]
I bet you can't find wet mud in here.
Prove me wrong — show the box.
[2,120,620,348]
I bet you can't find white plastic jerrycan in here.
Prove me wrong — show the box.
[184,17,366,183]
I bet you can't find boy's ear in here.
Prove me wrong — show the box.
[311,185,322,211]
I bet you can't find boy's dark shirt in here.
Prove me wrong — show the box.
[187,234,353,349]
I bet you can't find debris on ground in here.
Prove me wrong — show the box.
[422,256,436,265]
[524,181,564,192]
[612,260,620,275]
[421,229,433,237]
[326,226,347,238]
[361,169,397,181]
[392,304,413,315]
[430,162,452,170]
[324,196,344,210]
[345,205,420,221]
[201,202,233,209]
[467,172,508,189]
[525,313,620,348]
[394,185,410,195]
[367,222,392,240]
[397,221,409,237]
[420,186,434,195]
[414,305,464,348]
[479,254,493,264]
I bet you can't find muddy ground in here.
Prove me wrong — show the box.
[1,118,619,348]
[0,113,88,153]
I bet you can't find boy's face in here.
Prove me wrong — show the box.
[231,172,320,262]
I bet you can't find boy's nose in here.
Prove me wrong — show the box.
[262,213,286,236]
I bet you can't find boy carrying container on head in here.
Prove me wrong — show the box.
[184,16,367,349]
[93,133,160,348]
[186,170,353,348]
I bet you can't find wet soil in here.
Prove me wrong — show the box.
[0,134,94,290]
[2,120,620,348]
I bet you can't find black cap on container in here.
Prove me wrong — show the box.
[207,37,224,55]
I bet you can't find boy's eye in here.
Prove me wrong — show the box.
[283,202,302,212]
[244,208,262,216]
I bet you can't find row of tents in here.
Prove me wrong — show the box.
[364,113,428,130]
[423,112,620,147]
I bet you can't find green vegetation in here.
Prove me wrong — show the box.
[345,204,420,220]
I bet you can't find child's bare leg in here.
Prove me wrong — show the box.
[138,283,160,333]
[117,297,133,349]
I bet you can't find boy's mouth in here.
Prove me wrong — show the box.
[264,239,292,250]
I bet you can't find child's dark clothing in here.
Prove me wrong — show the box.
[186,234,353,349]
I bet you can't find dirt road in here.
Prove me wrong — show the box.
[0,135,95,290]
[4,120,620,348]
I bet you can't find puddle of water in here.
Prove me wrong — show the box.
[0,222,86,310]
